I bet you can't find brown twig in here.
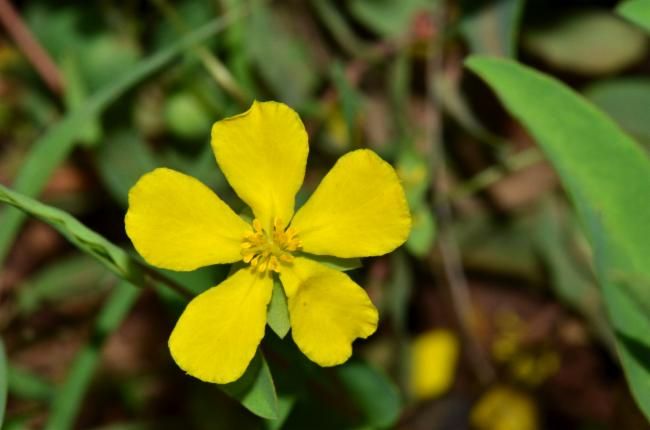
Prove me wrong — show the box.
[0,0,64,95]
[426,5,495,385]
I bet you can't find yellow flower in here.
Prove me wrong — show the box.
[125,101,411,384]
[410,329,459,399]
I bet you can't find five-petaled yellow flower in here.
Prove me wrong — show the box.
[125,101,411,384]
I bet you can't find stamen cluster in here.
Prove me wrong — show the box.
[241,218,301,273]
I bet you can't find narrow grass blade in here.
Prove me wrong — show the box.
[0,338,7,428]
[45,282,139,430]
[0,10,243,267]
[8,365,54,401]
[0,183,192,298]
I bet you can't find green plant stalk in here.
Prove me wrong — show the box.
[45,282,139,430]
[150,0,250,105]
[0,183,193,299]
[0,338,7,428]
[449,147,543,200]
[309,0,371,58]
[0,11,243,268]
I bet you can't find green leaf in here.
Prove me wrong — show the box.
[348,0,434,37]
[584,78,650,147]
[0,338,7,428]
[95,130,158,207]
[0,184,196,303]
[523,9,647,75]
[17,254,114,315]
[222,351,279,420]
[60,54,102,146]
[618,0,650,34]
[535,200,614,348]
[45,282,139,430]
[0,183,147,288]
[7,365,54,401]
[611,272,650,319]
[25,5,80,59]
[320,62,364,154]
[0,12,242,268]
[79,34,141,90]
[466,55,650,421]
[164,91,213,140]
[386,250,412,334]
[460,0,525,57]
[267,279,291,339]
[396,147,429,211]
[246,1,318,107]
[406,206,436,258]
[264,396,295,430]
[301,254,362,272]
[336,361,401,429]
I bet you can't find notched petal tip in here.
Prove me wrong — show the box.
[291,148,412,258]
[279,258,379,368]
[210,100,309,232]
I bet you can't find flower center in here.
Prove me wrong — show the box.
[241,218,300,273]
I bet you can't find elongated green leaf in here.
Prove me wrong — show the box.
[95,130,158,207]
[618,0,650,33]
[18,254,114,314]
[466,55,650,421]
[267,279,290,339]
[0,184,280,420]
[406,206,436,258]
[0,183,147,288]
[7,365,54,401]
[0,11,242,267]
[349,0,433,37]
[584,78,650,146]
[523,9,647,75]
[246,0,317,107]
[222,351,279,420]
[0,339,7,428]
[0,184,199,301]
[460,0,525,57]
[535,200,614,349]
[336,361,401,428]
[264,396,295,430]
[61,54,102,146]
[45,282,139,430]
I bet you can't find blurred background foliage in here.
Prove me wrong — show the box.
[0,0,650,429]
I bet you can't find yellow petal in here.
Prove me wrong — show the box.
[471,386,539,430]
[211,101,308,231]
[410,329,459,399]
[279,257,378,366]
[125,168,248,271]
[168,268,273,384]
[291,149,411,258]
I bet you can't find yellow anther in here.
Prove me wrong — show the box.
[240,218,300,274]
[253,219,263,233]
[274,217,284,232]
[251,255,260,267]
[269,255,279,271]
[279,253,294,263]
